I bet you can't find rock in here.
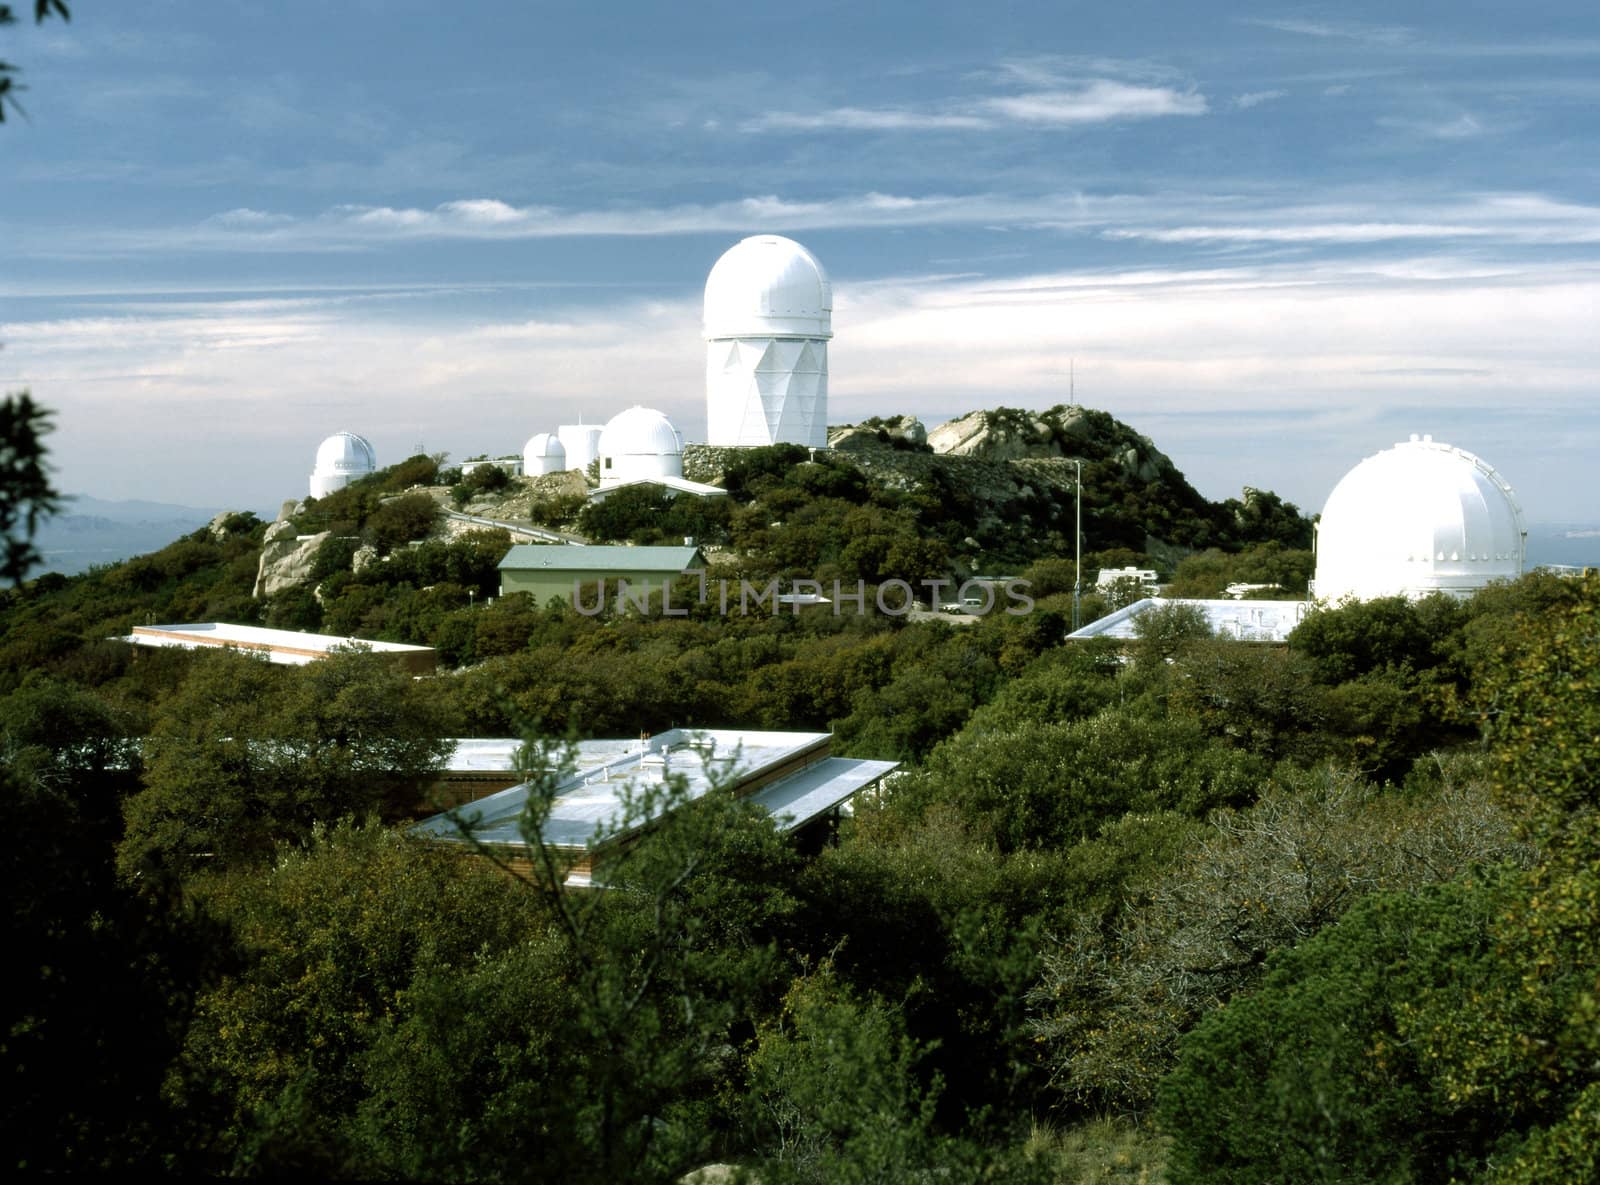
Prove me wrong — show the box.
[206,511,246,541]
[253,527,331,599]
[351,544,379,575]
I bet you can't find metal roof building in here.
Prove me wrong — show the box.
[1067,597,1312,644]
[497,543,706,605]
[123,622,437,672]
[412,728,896,887]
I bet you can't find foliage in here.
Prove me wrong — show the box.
[179,820,540,1176]
[0,391,62,584]
[362,492,440,553]
[1,671,218,1174]
[1033,764,1526,1114]
[0,2,69,122]
[1159,879,1514,1185]
[578,483,734,545]
[744,967,952,1184]
[118,649,451,882]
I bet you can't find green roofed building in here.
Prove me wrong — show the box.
[498,543,706,605]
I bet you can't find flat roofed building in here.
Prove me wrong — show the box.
[497,543,705,604]
[1067,597,1311,644]
[412,728,897,887]
[123,622,436,673]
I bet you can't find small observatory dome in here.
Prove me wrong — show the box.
[597,406,684,486]
[310,431,377,499]
[703,234,834,340]
[1312,434,1526,603]
[522,432,567,477]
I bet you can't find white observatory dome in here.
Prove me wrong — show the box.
[1312,434,1526,603]
[598,406,684,486]
[704,235,832,448]
[704,235,834,340]
[310,431,377,499]
[522,432,567,477]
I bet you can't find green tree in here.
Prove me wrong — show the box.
[0,2,69,122]
[0,392,62,584]
[745,967,952,1185]
[119,649,450,882]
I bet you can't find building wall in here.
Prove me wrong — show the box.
[501,567,695,605]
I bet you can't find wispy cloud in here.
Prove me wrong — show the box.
[9,253,1598,515]
[22,187,1600,259]
[741,69,1207,133]
[980,81,1206,124]
[1377,112,1488,140]
[1239,17,1414,47]
[740,107,987,132]
[1233,90,1287,110]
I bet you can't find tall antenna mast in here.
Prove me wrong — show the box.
[1070,358,1076,406]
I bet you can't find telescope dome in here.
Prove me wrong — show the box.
[598,406,684,486]
[1312,435,1526,603]
[704,235,833,341]
[310,432,376,498]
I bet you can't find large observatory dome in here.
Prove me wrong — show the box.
[704,235,832,448]
[310,431,376,499]
[1312,434,1526,603]
[704,235,833,341]
[598,406,684,486]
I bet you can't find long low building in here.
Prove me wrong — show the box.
[1067,597,1312,644]
[123,622,437,672]
[497,543,706,604]
[412,728,896,886]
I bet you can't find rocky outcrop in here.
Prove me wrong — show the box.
[252,519,331,599]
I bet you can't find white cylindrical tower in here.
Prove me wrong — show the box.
[523,432,567,476]
[704,234,832,448]
[557,424,603,472]
[597,406,684,487]
[1312,434,1526,603]
[310,432,377,499]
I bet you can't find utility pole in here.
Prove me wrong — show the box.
[1069,457,1084,633]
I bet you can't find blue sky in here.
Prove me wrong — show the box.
[4,1,1598,522]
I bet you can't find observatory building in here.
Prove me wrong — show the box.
[309,432,376,499]
[1311,434,1526,603]
[704,234,832,448]
[597,406,684,487]
[522,432,567,477]
[558,424,603,473]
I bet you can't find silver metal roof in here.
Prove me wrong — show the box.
[414,728,893,858]
[497,544,704,572]
[1067,597,1311,643]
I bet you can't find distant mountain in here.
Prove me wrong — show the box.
[31,495,232,578]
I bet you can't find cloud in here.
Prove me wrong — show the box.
[980,81,1207,123]
[1233,90,1286,110]
[1239,17,1414,47]
[742,73,1207,133]
[1377,112,1487,140]
[740,107,987,132]
[8,252,1599,518]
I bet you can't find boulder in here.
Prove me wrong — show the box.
[253,526,331,599]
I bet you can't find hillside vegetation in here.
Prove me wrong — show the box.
[3,403,1594,1182]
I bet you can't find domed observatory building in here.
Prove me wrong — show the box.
[309,432,377,499]
[557,424,603,472]
[1312,434,1526,603]
[597,406,684,487]
[704,235,832,448]
[522,432,567,477]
